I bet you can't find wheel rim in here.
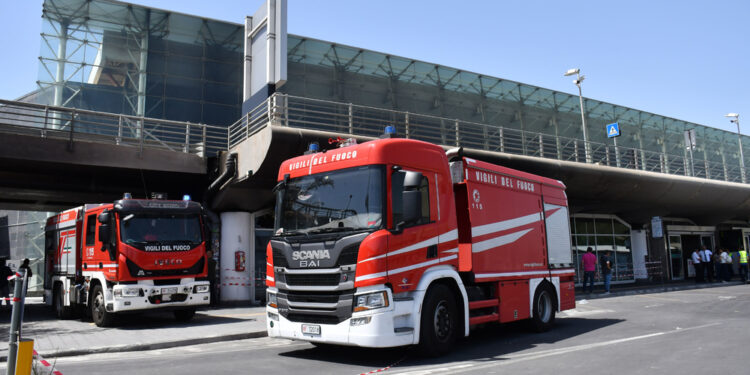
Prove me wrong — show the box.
[93,290,104,322]
[433,300,452,342]
[537,291,552,323]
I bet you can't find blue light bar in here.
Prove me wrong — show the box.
[384,126,396,134]
[309,142,320,152]
[183,195,191,201]
[123,192,132,199]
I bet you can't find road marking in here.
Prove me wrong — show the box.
[635,294,683,302]
[389,323,719,375]
[559,308,614,317]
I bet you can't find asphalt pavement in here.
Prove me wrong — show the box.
[13,283,750,375]
[0,279,744,364]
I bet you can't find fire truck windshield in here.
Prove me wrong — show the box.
[120,214,202,246]
[277,166,384,235]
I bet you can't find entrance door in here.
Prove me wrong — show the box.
[668,235,683,280]
[681,235,702,279]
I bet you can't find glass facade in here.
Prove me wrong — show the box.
[36,0,243,126]
[570,215,633,284]
[0,211,52,292]
[281,36,750,183]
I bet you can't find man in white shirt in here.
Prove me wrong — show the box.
[692,249,703,283]
[702,245,714,282]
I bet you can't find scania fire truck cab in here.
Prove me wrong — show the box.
[266,132,576,355]
[45,196,211,327]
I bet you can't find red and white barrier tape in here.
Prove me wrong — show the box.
[0,297,20,302]
[33,350,63,375]
[7,272,22,281]
[356,352,409,375]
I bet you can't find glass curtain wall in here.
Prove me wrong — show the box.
[0,211,53,292]
[36,0,243,126]
[282,35,750,183]
[570,215,633,284]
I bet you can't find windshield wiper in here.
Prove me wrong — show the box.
[306,226,355,235]
[279,230,308,237]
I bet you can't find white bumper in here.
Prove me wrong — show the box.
[266,288,417,348]
[110,280,210,313]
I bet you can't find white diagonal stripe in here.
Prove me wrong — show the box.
[471,212,542,238]
[439,229,458,243]
[358,227,458,264]
[472,228,533,253]
[355,255,459,282]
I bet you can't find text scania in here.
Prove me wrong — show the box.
[292,250,331,267]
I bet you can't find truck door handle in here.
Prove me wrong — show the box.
[427,245,438,259]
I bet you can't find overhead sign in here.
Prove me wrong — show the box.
[606,122,621,138]
[684,129,696,150]
[651,216,663,238]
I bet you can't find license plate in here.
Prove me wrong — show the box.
[162,287,178,295]
[301,324,321,335]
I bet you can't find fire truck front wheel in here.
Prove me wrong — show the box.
[530,283,556,332]
[417,283,458,357]
[91,284,114,327]
[54,283,75,319]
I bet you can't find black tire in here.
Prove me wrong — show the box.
[54,283,75,319]
[417,283,458,357]
[90,284,114,327]
[174,308,196,322]
[530,283,556,332]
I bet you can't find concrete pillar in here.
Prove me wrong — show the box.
[220,212,254,303]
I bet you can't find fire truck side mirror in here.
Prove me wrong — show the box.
[97,211,110,224]
[97,210,112,252]
[402,190,422,225]
[391,170,423,233]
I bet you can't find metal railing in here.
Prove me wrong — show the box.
[228,93,750,185]
[2,94,749,186]
[0,99,229,157]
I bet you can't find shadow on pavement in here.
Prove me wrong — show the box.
[278,317,624,370]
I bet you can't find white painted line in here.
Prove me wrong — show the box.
[389,323,719,375]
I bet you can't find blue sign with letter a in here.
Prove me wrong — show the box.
[606,122,621,138]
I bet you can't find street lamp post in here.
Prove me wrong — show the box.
[726,113,745,183]
[564,68,591,163]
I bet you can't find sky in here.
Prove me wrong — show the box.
[1,0,749,133]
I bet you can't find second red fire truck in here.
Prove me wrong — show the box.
[266,128,576,355]
[44,195,211,326]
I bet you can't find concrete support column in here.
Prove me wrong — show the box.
[220,212,254,303]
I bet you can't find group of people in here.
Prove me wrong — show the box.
[691,245,749,283]
[581,247,613,295]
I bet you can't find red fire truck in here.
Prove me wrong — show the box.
[265,129,576,355]
[44,195,211,326]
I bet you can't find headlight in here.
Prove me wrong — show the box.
[267,291,278,308]
[194,285,210,293]
[115,288,141,298]
[353,291,389,312]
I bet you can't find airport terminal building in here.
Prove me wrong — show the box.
[5,0,750,297]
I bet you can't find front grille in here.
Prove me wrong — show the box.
[286,292,342,304]
[286,313,341,325]
[285,273,340,286]
[337,244,359,266]
[272,249,288,268]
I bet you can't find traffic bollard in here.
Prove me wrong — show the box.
[7,269,27,375]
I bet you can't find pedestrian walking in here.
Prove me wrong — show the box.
[581,247,596,294]
[738,248,749,283]
[701,245,714,283]
[719,249,732,282]
[19,258,33,279]
[692,249,703,283]
[600,251,613,294]
[0,259,12,308]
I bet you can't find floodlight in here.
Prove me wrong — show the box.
[564,68,580,76]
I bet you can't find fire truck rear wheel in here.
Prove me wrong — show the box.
[174,308,196,322]
[54,283,74,319]
[530,283,556,332]
[91,284,114,327]
[418,283,458,357]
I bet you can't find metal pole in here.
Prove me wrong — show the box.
[614,136,621,168]
[576,74,591,163]
[737,117,746,183]
[7,269,27,375]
